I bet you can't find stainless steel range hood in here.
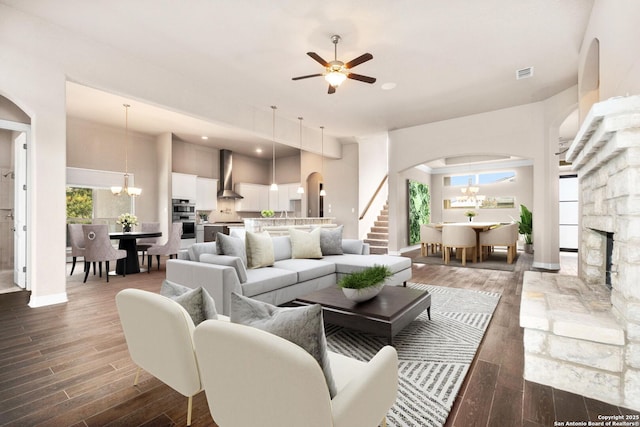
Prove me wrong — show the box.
[217,149,244,199]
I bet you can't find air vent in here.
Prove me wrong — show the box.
[516,66,534,80]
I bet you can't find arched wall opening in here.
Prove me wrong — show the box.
[579,38,600,122]
[306,172,323,217]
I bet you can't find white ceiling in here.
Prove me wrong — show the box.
[4,0,593,158]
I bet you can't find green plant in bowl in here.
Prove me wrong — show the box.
[338,265,392,303]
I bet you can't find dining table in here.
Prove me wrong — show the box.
[109,231,162,275]
[434,221,500,262]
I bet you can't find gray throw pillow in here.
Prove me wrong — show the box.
[200,253,248,284]
[230,292,337,398]
[216,233,247,267]
[160,280,218,325]
[319,225,344,255]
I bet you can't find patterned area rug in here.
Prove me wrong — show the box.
[325,283,501,427]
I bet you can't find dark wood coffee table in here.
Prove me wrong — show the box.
[292,286,431,345]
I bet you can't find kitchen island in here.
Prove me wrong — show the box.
[244,217,337,235]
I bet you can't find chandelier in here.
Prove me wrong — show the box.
[111,104,141,197]
[460,178,479,198]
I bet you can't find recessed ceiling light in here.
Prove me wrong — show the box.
[256,148,263,154]
[201,136,209,140]
[381,82,397,90]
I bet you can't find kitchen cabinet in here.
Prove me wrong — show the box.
[234,183,269,212]
[196,177,218,211]
[172,172,197,200]
[288,183,302,201]
[268,183,300,211]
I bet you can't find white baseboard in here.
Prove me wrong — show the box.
[28,292,68,308]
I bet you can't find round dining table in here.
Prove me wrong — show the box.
[109,231,162,274]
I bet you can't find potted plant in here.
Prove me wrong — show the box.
[465,210,477,222]
[337,265,392,303]
[518,204,533,253]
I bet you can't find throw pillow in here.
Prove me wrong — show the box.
[319,225,344,255]
[160,279,218,325]
[342,239,365,254]
[216,233,247,266]
[230,292,337,398]
[289,227,323,259]
[187,242,217,262]
[245,231,275,269]
[200,254,248,284]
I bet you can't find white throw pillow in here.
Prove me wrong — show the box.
[289,228,323,259]
[245,231,275,269]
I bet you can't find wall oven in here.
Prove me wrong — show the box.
[172,199,196,239]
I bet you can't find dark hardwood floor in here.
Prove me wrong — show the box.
[0,252,637,426]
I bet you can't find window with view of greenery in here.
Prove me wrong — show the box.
[66,186,133,226]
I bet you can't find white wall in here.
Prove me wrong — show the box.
[324,143,359,239]
[357,133,388,239]
[580,0,640,107]
[67,117,159,224]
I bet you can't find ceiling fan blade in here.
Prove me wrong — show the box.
[328,84,336,94]
[347,73,376,84]
[292,73,324,81]
[344,53,373,69]
[307,52,329,67]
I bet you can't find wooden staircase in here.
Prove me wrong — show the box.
[365,202,389,254]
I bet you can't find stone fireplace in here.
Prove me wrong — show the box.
[520,95,640,410]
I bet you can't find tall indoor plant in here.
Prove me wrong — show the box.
[518,204,533,254]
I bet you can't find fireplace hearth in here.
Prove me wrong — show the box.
[521,95,640,410]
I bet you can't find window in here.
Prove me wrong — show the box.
[66,186,133,228]
[66,167,136,229]
[444,171,516,187]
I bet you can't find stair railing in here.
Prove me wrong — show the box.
[359,174,388,220]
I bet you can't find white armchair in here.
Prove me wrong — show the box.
[479,223,518,264]
[115,289,206,426]
[194,320,399,427]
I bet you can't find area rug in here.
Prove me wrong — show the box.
[413,249,517,272]
[325,283,501,427]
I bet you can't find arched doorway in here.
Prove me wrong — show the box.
[306,172,324,217]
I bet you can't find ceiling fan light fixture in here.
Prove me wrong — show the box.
[325,70,347,87]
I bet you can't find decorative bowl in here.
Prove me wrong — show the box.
[341,283,384,303]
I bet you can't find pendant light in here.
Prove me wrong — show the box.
[296,117,305,194]
[270,105,278,191]
[111,104,142,197]
[319,126,326,197]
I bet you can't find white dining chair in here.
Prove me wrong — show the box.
[442,225,476,266]
[420,224,442,257]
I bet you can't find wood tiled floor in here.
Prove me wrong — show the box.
[0,251,637,426]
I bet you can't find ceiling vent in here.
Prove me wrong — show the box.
[516,67,534,80]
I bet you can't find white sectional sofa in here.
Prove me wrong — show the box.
[166,233,412,316]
